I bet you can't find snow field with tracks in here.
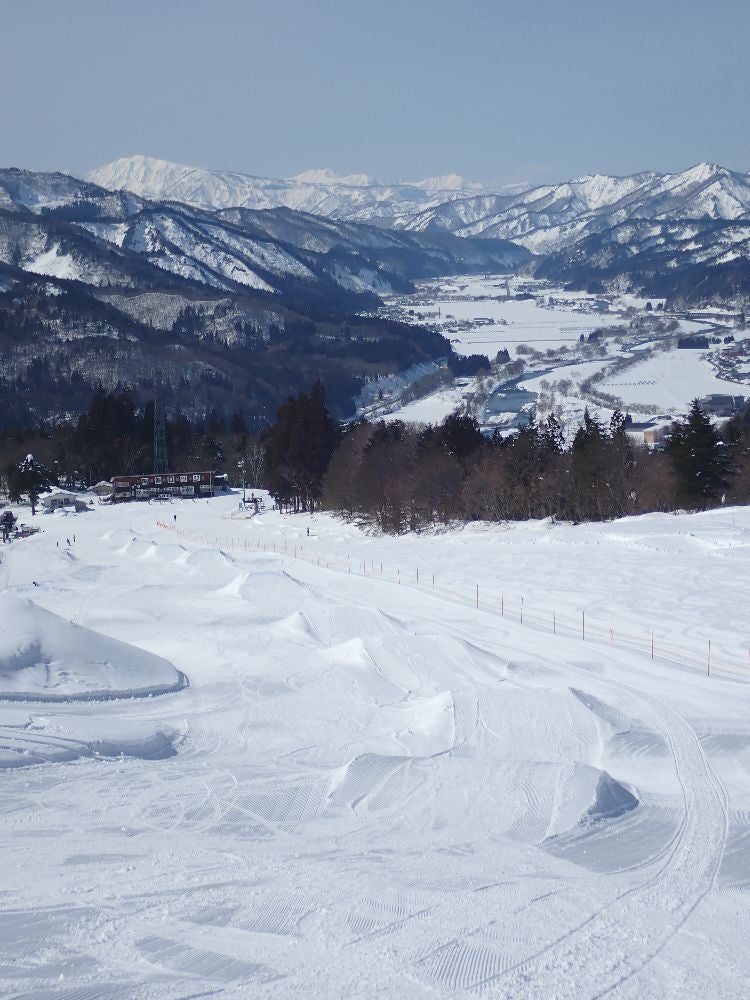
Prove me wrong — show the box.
[0,495,749,998]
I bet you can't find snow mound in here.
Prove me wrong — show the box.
[0,594,187,702]
[537,765,639,840]
[585,770,639,823]
[213,572,251,598]
[0,714,180,768]
[184,548,235,569]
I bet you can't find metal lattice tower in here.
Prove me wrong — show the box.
[152,371,169,475]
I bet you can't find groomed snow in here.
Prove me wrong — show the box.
[0,494,749,997]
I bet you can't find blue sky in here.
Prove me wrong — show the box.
[2,0,749,184]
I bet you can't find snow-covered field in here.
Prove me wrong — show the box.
[1,493,749,997]
[386,275,623,360]
[597,348,747,410]
[378,276,749,431]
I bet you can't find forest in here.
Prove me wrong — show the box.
[3,384,750,532]
[264,389,750,531]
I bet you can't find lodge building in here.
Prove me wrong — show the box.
[112,471,215,503]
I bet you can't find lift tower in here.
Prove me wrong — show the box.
[152,371,169,475]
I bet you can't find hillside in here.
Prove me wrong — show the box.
[536,217,750,306]
[85,157,750,309]
[0,168,529,426]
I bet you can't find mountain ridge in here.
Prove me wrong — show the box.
[87,155,489,225]
[87,156,750,255]
[0,165,528,427]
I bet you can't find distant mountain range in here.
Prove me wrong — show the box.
[0,167,525,299]
[402,162,750,251]
[86,155,750,307]
[1,155,749,428]
[89,156,750,254]
[0,166,526,426]
[88,155,492,227]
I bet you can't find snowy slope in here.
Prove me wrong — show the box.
[0,494,748,996]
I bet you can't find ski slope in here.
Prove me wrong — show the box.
[0,495,748,998]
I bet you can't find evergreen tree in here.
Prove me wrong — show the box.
[668,399,732,504]
[264,381,341,510]
[541,413,564,455]
[435,413,483,462]
[605,409,635,517]
[6,455,57,513]
[570,409,608,520]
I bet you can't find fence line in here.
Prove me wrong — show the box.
[155,521,749,684]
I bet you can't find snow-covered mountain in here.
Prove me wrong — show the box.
[0,167,528,299]
[88,155,487,225]
[87,157,750,258]
[405,163,750,252]
[0,165,529,426]
[536,216,750,306]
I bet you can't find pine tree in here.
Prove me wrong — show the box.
[264,381,341,511]
[570,409,608,519]
[668,399,732,505]
[6,455,57,513]
[541,413,564,455]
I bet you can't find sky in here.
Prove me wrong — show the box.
[2,0,749,186]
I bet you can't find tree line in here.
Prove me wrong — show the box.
[1,388,265,499]
[4,381,749,533]
[264,389,750,532]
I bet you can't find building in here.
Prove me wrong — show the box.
[643,425,670,446]
[112,471,215,503]
[625,420,671,448]
[699,394,746,417]
[40,488,89,512]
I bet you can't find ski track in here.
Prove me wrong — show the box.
[469,692,729,997]
[0,498,747,997]
[304,576,731,998]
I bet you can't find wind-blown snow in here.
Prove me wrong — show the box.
[0,494,748,996]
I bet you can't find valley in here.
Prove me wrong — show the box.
[4,4,750,997]
[373,275,749,436]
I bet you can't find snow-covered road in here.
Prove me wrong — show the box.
[0,496,748,998]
